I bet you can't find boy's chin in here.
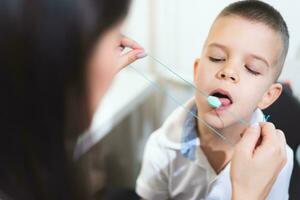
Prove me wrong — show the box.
[202,112,235,129]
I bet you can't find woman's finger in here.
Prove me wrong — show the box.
[255,123,286,167]
[276,129,288,166]
[117,49,147,71]
[116,36,147,70]
[120,36,144,50]
[237,123,261,155]
[256,122,277,149]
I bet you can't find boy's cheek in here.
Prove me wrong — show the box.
[195,92,211,113]
[236,91,264,117]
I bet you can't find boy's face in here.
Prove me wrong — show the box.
[194,16,283,129]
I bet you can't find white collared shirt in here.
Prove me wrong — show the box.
[136,98,293,200]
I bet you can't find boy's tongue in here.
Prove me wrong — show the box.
[218,97,231,106]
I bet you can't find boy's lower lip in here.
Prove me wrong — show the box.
[216,105,231,111]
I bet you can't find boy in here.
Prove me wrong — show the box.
[136,1,293,200]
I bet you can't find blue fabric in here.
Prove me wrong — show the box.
[180,105,199,161]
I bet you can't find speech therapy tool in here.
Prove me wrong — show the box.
[207,96,222,109]
[129,65,233,145]
[129,52,255,146]
[73,50,256,159]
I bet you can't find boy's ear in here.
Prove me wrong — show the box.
[193,58,201,83]
[258,83,282,110]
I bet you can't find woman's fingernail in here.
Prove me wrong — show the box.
[251,122,259,128]
[136,52,147,58]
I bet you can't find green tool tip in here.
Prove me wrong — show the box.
[207,96,222,108]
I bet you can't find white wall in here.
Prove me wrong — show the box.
[267,0,300,98]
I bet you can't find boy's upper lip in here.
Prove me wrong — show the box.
[209,88,233,103]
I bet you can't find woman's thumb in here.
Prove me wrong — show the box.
[237,123,261,154]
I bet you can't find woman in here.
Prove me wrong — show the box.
[0,0,287,199]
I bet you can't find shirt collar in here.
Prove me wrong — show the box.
[180,104,200,160]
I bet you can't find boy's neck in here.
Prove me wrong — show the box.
[196,118,249,173]
[198,121,247,146]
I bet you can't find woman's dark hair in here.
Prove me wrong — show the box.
[0,0,130,199]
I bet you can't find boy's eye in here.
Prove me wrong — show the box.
[209,57,225,62]
[245,65,260,76]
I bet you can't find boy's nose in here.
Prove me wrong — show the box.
[216,67,239,83]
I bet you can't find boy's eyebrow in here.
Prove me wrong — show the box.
[208,43,228,52]
[249,54,270,68]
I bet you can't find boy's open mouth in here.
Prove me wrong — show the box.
[210,89,233,109]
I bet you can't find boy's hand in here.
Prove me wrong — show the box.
[230,122,287,200]
[116,36,147,72]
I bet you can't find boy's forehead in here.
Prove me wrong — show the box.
[204,16,282,66]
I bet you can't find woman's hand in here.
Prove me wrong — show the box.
[116,36,147,72]
[230,122,287,200]
[87,35,146,115]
